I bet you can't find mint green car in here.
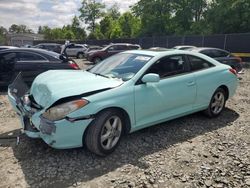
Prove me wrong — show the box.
[8,50,238,156]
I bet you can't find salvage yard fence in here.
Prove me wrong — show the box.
[34,32,250,60]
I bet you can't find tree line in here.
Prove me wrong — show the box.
[0,0,249,44]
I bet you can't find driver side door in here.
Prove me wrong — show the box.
[134,55,196,130]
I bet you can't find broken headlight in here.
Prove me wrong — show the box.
[43,99,89,121]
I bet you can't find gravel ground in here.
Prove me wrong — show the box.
[0,60,249,188]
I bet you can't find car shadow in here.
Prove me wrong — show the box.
[0,108,239,188]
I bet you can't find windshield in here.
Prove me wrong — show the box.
[88,53,152,81]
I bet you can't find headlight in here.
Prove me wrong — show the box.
[43,99,88,121]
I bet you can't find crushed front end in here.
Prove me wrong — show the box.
[8,73,93,149]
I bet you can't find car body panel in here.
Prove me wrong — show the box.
[8,50,238,149]
[134,73,196,129]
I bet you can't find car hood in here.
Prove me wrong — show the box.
[30,70,123,108]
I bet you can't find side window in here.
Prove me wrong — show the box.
[128,45,140,50]
[17,52,47,61]
[147,55,186,78]
[212,50,229,58]
[187,55,214,71]
[0,52,16,65]
[0,53,16,72]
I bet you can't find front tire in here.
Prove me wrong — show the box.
[77,53,84,59]
[84,109,123,156]
[204,88,226,118]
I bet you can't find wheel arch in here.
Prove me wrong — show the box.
[218,85,229,100]
[83,106,132,140]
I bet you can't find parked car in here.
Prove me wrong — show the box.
[190,47,243,73]
[149,47,169,51]
[8,50,238,156]
[33,43,62,53]
[0,46,18,51]
[173,45,196,50]
[84,45,103,58]
[61,43,88,59]
[0,48,80,86]
[86,43,141,64]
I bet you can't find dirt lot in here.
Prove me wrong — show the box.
[0,61,249,188]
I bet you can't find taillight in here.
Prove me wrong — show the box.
[229,68,237,76]
[69,62,80,70]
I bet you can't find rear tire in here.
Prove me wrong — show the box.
[84,109,124,156]
[204,88,226,118]
[77,53,84,59]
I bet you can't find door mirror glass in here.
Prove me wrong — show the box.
[141,73,160,83]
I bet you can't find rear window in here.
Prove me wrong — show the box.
[187,55,214,71]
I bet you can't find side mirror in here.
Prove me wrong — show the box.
[141,73,160,83]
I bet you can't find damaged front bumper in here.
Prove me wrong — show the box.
[8,74,94,149]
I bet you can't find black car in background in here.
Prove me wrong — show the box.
[190,47,243,73]
[0,48,80,86]
[33,43,62,53]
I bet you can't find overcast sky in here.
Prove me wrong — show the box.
[0,0,138,32]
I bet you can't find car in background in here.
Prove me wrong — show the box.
[0,46,18,51]
[0,48,79,86]
[84,46,103,58]
[8,50,238,155]
[61,43,88,59]
[149,47,169,51]
[33,43,62,54]
[190,47,243,73]
[173,45,196,50]
[86,43,141,64]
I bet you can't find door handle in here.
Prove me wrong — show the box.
[187,81,195,86]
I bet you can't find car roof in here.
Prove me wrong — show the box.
[0,46,18,49]
[0,48,61,58]
[110,43,140,46]
[36,43,61,46]
[190,47,228,52]
[121,49,193,56]
[174,45,196,48]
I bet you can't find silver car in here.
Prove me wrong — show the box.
[63,44,88,59]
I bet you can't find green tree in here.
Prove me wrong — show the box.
[119,12,141,38]
[88,25,104,39]
[38,26,52,40]
[107,3,120,20]
[100,15,113,39]
[71,16,87,40]
[132,0,172,36]
[79,0,105,32]
[9,24,33,33]
[110,22,122,39]
[0,26,7,44]
[206,0,250,34]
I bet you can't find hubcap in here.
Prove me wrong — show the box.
[100,116,122,150]
[211,92,225,114]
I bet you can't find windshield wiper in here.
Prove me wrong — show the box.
[92,72,109,78]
